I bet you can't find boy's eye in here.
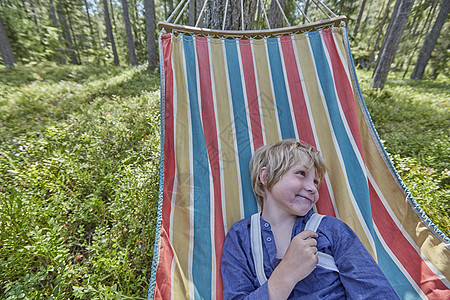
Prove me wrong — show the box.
[314,179,319,186]
[297,171,306,176]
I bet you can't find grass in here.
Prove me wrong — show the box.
[0,64,161,299]
[0,64,448,299]
[357,69,449,236]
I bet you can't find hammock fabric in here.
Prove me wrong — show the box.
[148,27,450,299]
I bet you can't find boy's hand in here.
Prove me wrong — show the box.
[267,230,318,300]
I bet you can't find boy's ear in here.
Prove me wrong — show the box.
[259,167,267,187]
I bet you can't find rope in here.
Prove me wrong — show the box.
[167,0,189,23]
[293,0,311,24]
[174,0,192,24]
[195,0,209,27]
[222,0,229,30]
[274,0,291,27]
[311,0,336,19]
[241,0,245,30]
[261,0,271,30]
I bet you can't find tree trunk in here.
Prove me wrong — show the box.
[353,0,368,36]
[103,0,120,66]
[66,7,81,64]
[402,1,438,78]
[84,0,97,49]
[0,16,15,67]
[372,0,415,89]
[144,0,158,70]
[369,0,394,63]
[189,0,196,26]
[205,0,257,30]
[411,0,449,80]
[110,0,118,37]
[121,0,138,65]
[269,0,287,28]
[57,5,79,65]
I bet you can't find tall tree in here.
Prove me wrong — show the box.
[369,0,394,63]
[103,0,120,65]
[0,15,15,67]
[57,3,79,64]
[205,0,258,30]
[353,0,368,36]
[411,0,449,79]
[372,0,416,89]
[121,0,138,65]
[269,0,287,28]
[84,0,97,50]
[144,0,158,69]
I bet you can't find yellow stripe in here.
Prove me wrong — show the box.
[209,37,243,231]
[293,33,376,258]
[171,35,192,298]
[355,100,450,279]
[252,38,280,144]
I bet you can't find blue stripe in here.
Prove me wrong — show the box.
[266,37,296,139]
[183,35,212,300]
[340,29,420,298]
[308,32,374,234]
[373,233,420,299]
[224,39,258,218]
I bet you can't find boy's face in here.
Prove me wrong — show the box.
[263,161,319,218]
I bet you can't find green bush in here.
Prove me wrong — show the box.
[357,69,449,235]
[0,64,160,299]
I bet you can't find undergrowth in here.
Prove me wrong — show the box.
[357,69,449,236]
[0,64,161,299]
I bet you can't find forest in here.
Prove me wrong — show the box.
[0,0,449,299]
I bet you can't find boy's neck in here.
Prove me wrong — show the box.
[261,206,297,229]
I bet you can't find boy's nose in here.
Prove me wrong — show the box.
[305,180,317,193]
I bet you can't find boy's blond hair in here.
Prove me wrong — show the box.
[249,140,327,206]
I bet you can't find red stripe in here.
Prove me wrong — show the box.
[238,39,264,150]
[321,30,364,157]
[195,36,225,300]
[280,35,335,217]
[369,181,449,298]
[154,33,175,299]
[153,227,175,299]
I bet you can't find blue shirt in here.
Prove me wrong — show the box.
[221,210,399,299]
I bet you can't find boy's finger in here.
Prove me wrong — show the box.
[296,230,318,240]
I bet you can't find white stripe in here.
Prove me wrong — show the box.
[373,223,427,298]
[368,171,450,288]
[291,34,339,218]
[306,31,377,258]
[223,39,245,220]
[181,40,195,300]
[264,37,282,141]
[251,38,267,145]
[170,256,176,300]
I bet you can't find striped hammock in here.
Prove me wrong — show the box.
[148,26,450,299]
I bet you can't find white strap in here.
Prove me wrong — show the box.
[304,212,324,232]
[250,212,339,287]
[251,213,268,285]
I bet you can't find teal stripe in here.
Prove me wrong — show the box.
[224,39,258,218]
[183,35,212,300]
[266,37,296,139]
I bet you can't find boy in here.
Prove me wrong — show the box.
[221,140,399,299]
